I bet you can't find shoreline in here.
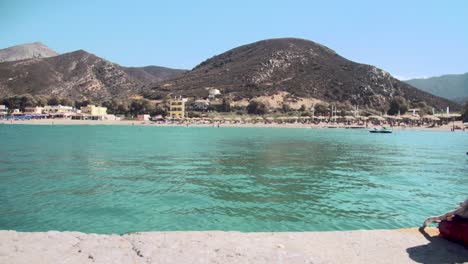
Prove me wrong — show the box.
[1,228,467,263]
[1,119,466,132]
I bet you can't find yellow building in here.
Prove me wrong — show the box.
[169,98,186,119]
[80,105,107,115]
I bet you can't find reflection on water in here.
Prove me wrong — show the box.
[0,125,467,233]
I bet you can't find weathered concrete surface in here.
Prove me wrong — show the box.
[0,228,466,264]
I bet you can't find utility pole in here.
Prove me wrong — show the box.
[310,103,315,120]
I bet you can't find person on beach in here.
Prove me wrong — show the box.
[422,199,468,227]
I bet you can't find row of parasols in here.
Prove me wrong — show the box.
[155,113,461,122]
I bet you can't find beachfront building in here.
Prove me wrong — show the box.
[43,105,74,114]
[42,105,75,119]
[0,105,8,116]
[168,98,187,119]
[137,114,150,121]
[23,106,48,119]
[72,105,109,120]
[24,106,44,114]
[208,88,221,99]
[0,105,8,119]
[80,105,107,116]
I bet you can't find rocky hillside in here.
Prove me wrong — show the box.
[0,50,186,101]
[0,42,59,62]
[406,73,468,104]
[153,38,458,110]
[123,66,187,84]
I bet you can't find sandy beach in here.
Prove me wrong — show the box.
[1,118,466,132]
[0,228,467,264]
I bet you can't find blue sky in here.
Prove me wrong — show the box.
[1,0,467,79]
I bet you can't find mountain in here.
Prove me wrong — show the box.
[152,38,458,110]
[0,42,59,62]
[0,50,186,101]
[405,73,468,104]
[0,38,460,110]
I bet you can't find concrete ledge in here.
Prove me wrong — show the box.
[0,228,466,263]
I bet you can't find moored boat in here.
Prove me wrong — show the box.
[369,127,392,133]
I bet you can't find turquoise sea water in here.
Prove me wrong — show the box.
[0,125,466,234]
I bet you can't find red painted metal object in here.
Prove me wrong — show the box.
[438,216,468,245]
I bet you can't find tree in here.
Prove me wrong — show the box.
[102,100,120,114]
[462,102,468,122]
[129,99,151,115]
[246,100,269,115]
[59,98,74,107]
[116,103,129,115]
[19,94,37,110]
[81,100,94,107]
[47,97,60,106]
[220,98,231,112]
[1,96,21,110]
[150,105,167,117]
[387,96,408,115]
[299,104,306,112]
[35,96,48,107]
[282,103,291,113]
[314,103,328,116]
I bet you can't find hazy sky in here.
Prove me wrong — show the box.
[1,0,467,79]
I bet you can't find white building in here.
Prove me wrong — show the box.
[208,88,221,99]
[137,114,151,121]
[0,105,8,115]
[43,105,74,114]
[24,106,44,114]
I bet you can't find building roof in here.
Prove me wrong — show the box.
[194,99,210,103]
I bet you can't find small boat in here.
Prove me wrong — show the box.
[369,127,392,133]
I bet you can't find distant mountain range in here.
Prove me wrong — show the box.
[405,73,468,104]
[0,39,460,110]
[0,42,59,62]
[0,46,186,101]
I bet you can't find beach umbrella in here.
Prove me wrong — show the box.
[368,115,384,121]
[401,114,419,120]
[383,115,397,120]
